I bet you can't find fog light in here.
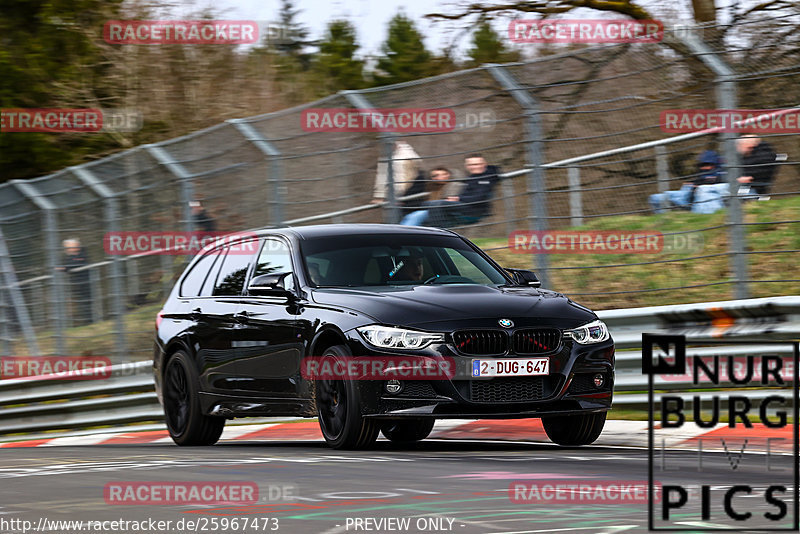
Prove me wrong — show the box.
[593,373,605,388]
[385,380,402,394]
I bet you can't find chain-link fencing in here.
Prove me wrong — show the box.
[1,18,798,360]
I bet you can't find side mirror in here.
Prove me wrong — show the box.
[506,268,541,288]
[248,272,293,297]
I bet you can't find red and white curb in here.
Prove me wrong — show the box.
[0,419,791,451]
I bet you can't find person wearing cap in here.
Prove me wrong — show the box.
[649,150,724,214]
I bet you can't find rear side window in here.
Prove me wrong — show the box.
[212,243,256,296]
[179,252,217,297]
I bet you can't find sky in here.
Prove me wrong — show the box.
[167,0,740,60]
[184,0,470,58]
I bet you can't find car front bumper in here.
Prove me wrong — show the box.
[342,329,615,418]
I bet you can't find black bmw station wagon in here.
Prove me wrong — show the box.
[154,224,614,449]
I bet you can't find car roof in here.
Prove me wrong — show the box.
[263,224,457,241]
[193,224,460,257]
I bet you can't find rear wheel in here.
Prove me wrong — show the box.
[163,351,225,446]
[315,345,379,449]
[380,419,435,443]
[542,412,606,446]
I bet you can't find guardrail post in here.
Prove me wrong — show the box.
[10,180,64,355]
[144,145,196,233]
[567,167,583,227]
[72,166,127,361]
[227,120,285,226]
[341,91,400,224]
[683,33,748,299]
[486,65,549,287]
[655,145,670,194]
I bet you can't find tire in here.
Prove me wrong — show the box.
[380,419,435,443]
[315,345,379,450]
[163,351,225,446]
[542,412,606,446]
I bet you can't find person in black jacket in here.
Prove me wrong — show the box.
[424,155,501,228]
[59,238,92,325]
[737,135,778,195]
[190,200,217,232]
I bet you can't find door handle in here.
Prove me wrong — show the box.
[234,311,250,321]
[190,307,202,318]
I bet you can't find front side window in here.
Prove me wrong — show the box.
[253,238,295,291]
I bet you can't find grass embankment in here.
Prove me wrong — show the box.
[474,194,800,310]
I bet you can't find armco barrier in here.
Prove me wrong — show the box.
[0,297,798,436]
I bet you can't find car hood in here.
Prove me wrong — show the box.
[310,285,596,330]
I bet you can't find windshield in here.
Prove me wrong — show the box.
[299,234,509,288]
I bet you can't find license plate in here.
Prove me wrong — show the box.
[471,358,549,377]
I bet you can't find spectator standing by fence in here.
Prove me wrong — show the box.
[58,238,92,326]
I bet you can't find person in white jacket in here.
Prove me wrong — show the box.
[372,140,421,203]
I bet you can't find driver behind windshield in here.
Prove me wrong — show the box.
[389,250,425,282]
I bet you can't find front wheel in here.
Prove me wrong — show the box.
[315,345,379,449]
[380,419,435,443]
[163,351,225,446]
[542,412,606,446]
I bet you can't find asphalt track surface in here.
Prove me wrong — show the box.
[0,437,796,534]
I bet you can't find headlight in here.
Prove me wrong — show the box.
[356,325,444,350]
[565,320,610,344]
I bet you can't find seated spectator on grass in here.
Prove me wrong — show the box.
[401,155,500,228]
[399,167,462,226]
[657,137,780,215]
[649,150,724,214]
[736,134,778,197]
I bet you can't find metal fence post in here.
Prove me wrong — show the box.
[0,286,8,356]
[145,145,196,233]
[567,167,583,227]
[227,120,285,226]
[487,65,550,287]
[11,180,64,355]
[341,91,399,224]
[684,34,748,299]
[0,228,40,355]
[72,166,127,361]
[654,145,670,194]
[501,179,515,235]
